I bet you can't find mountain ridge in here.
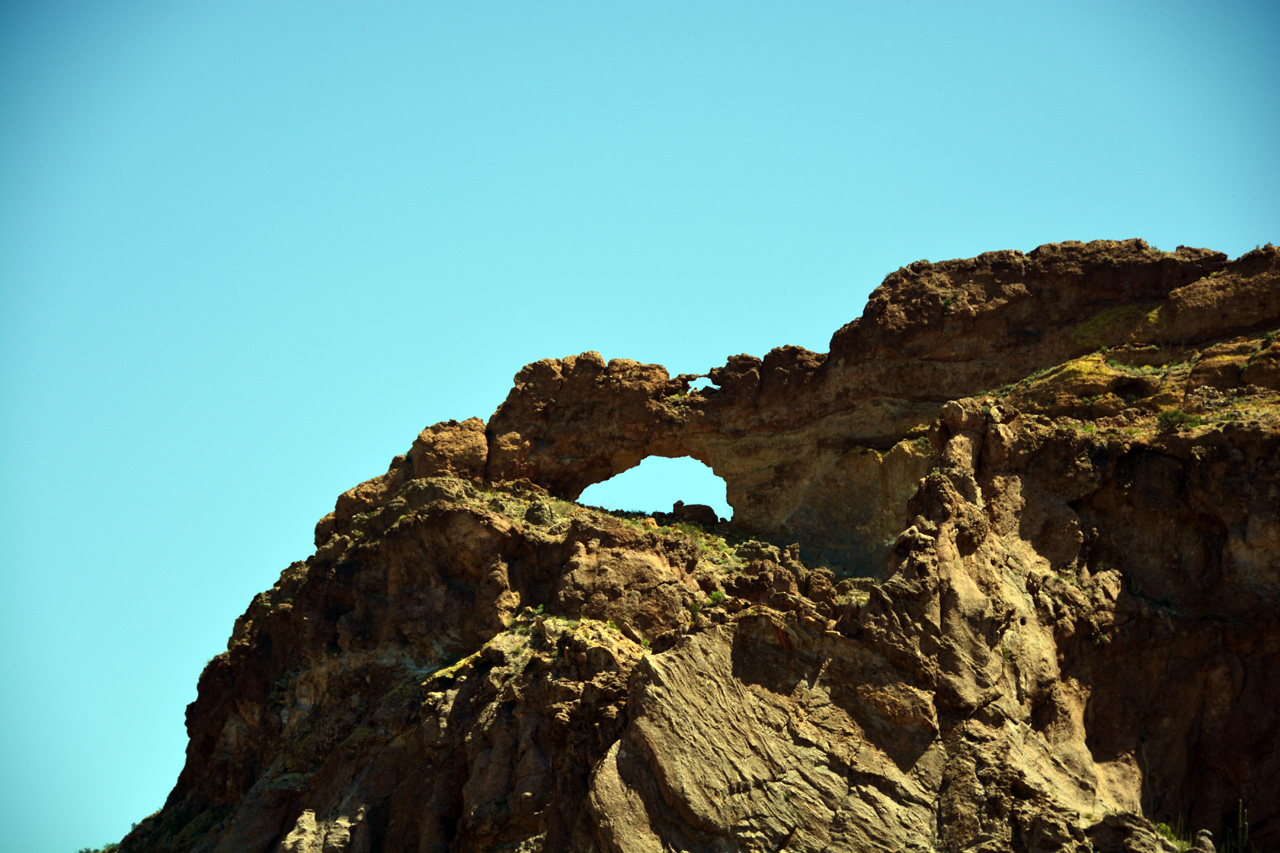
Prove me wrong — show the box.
[121,239,1280,852]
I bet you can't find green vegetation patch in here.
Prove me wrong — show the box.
[1069,305,1150,348]
[1012,353,1121,400]
[1156,408,1203,433]
[1155,816,1193,852]
[671,523,746,569]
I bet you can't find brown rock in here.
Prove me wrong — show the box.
[670,500,719,526]
[119,241,1280,853]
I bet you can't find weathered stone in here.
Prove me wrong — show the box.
[670,500,719,526]
[119,241,1280,853]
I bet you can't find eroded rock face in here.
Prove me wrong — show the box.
[486,240,1278,576]
[122,241,1280,853]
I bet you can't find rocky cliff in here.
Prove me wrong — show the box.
[122,240,1280,852]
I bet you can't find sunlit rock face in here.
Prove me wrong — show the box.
[124,241,1280,853]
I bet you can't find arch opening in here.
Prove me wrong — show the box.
[578,455,731,523]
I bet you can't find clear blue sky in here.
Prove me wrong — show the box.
[1,2,1276,849]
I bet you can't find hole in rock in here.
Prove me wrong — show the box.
[689,376,717,391]
[578,456,730,522]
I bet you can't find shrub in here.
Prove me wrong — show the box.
[708,590,726,606]
[1155,816,1193,852]
[1157,409,1202,433]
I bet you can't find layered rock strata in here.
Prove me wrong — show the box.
[122,240,1280,853]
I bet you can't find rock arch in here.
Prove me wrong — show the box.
[337,240,1263,577]
[578,453,730,521]
[481,348,934,574]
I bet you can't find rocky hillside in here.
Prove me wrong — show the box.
[121,240,1280,852]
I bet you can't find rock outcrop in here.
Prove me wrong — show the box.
[121,240,1280,852]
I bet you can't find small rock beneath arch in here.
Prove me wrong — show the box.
[672,500,720,526]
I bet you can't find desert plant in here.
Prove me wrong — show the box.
[1157,408,1202,432]
[1221,800,1256,853]
[1155,815,1192,852]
